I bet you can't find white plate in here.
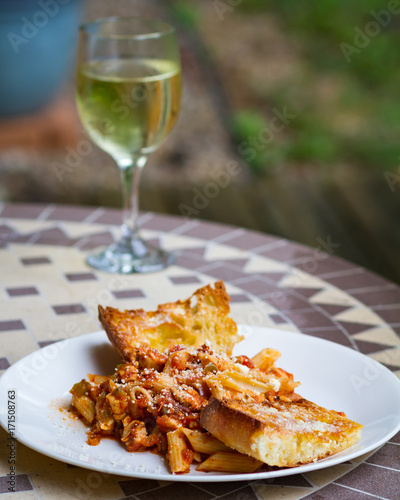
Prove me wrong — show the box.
[1,326,400,482]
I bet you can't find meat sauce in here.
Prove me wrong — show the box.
[70,344,253,455]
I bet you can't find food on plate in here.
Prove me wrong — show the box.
[70,280,362,474]
[70,341,300,473]
[98,281,242,359]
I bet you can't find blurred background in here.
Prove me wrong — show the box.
[1,0,400,283]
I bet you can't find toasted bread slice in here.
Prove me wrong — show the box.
[200,397,362,467]
[98,281,242,360]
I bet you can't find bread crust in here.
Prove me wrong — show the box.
[200,397,363,467]
[98,281,242,360]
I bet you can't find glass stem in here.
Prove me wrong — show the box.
[116,155,147,246]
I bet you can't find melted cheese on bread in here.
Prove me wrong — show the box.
[98,281,242,360]
[200,397,363,467]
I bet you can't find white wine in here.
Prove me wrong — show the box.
[76,58,181,158]
[76,18,181,273]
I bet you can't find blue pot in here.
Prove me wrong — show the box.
[0,0,83,116]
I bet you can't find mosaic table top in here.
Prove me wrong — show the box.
[0,203,399,500]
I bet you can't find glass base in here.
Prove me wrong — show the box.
[86,238,175,274]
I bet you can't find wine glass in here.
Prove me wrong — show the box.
[76,17,181,273]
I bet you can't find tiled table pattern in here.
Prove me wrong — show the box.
[0,203,399,500]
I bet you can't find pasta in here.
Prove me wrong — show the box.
[251,348,281,370]
[70,342,299,474]
[167,428,193,473]
[181,428,231,454]
[196,451,263,473]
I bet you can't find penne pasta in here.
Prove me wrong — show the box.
[251,348,280,370]
[207,370,271,396]
[196,451,263,473]
[181,428,231,454]
[166,428,194,474]
[193,451,203,463]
